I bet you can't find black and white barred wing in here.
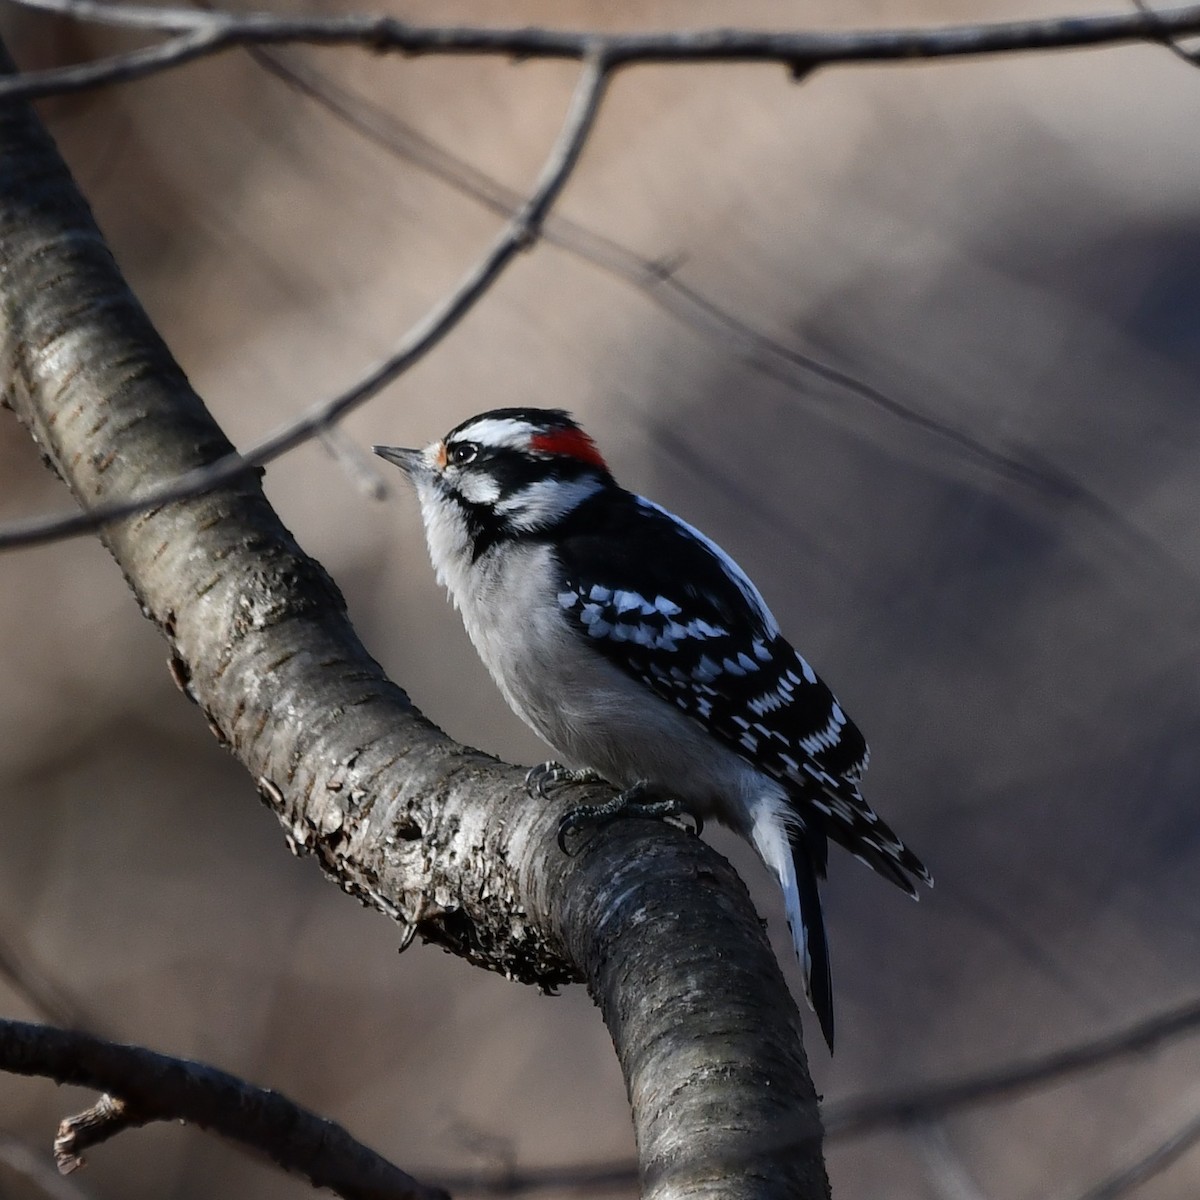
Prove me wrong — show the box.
[555,497,930,895]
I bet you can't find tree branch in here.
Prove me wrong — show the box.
[2,2,1195,558]
[823,996,1200,1139]
[6,0,1200,101]
[242,41,1195,602]
[426,993,1200,1193]
[1073,1108,1200,1200]
[0,27,230,100]
[0,35,829,1200]
[1132,0,1200,65]
[0,50,607,552]
[0,1018,446,1200]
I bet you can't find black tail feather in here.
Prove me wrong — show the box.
[793,837,835,1053]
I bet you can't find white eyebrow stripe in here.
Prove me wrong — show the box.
[451,416,534,450]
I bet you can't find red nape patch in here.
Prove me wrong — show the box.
[530,428,607,469]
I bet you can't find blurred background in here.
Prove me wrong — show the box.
[3,1,1200,1196]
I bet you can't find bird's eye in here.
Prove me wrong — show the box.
[447,442,479,466]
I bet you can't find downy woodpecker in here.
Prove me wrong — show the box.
[375,408,929,1049]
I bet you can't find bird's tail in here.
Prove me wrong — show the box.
[791,839,834,1052]
[749,805,835,1052]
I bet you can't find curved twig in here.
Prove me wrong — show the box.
[0,51,607,552]
[0,1019,446,1200]
[427,994,1200,1193]
[1131,0,1200,64]
[4,2,1199,551]
[0,27,228,99]
[6,0,1200,81]
[1074,1107,1200,1200]
[824,996,1200,1138]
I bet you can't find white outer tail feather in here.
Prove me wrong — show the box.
[748,800,811,989]
[748,793,835,1050]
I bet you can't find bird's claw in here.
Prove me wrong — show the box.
[555,782,702,855]
[525,761,606,800]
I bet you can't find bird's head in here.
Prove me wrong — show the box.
[374,408,613,558]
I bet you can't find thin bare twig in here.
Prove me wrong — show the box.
[244,45,1074,499]
[55,1094,140,1174]
[0,1019,446,1200]
[1131,0,1200,63]
[0,27,229,99]
[910,1121,992,1200]
[0,52,608,552]
[243,43,1200,621]
[431,1161,638,1196]
[318,421,390,501]
[7,0,1200,106]
[1074,1107,1200,1200]
[422,995,1200,1194]
[824,996,1200,1138]
[6,5,1196,559]
[0,925,101,1033]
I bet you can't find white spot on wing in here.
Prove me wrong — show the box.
[749,689,786,716]
[613,590,645,614]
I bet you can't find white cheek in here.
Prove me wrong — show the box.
[498,476,603,531]
[456,471,502,505]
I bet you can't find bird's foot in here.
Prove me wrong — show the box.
[525,761,607,800]
[556,780,703,854]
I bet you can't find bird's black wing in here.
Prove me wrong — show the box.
[552,492,930,894]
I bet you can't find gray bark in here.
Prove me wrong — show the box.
[0,40,829,1199]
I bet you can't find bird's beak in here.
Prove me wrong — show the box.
[373,445,427,477]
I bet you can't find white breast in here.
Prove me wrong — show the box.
[419,499,777,829]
